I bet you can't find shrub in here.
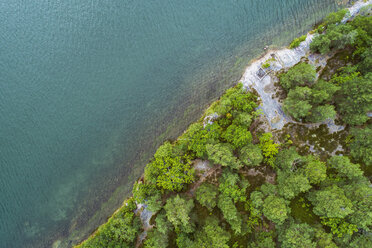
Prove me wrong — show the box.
[289,35,307,49]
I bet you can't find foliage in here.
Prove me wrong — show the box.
[303,156,327,184]
[327,156,363,180]
[245,200,262,233]
[232,112,252,127]
[155,211,172,234]
[164,195,194,233]
[275,147,302,171]
[280,63,316,91]
[350,126,372,167]
[79,198,141,248]
[307,185,353,219]
[144,142,194,191]
[247,231,276,248]
[262,195,290,225]
[196,182,218,211]
[206,143,242,169]
[324,9,349,26]
[262,62,270,69]
[222,124,252,149]
[283,87,313,120]
[311,23,357,54]
[144,229,169,248]
[307,104,336,122]
[239,143,263,167]
[349,234,372,248]
[277,170,312,200]
[311,80,339,104]
[194,216,231,248]
[279,222,316,248]
[218,194,242,234]
[133,182,162,212]
[320,217,358,238]
[343,181,372,231]
[314,227,338,248]
[182,122,221,159]
[219,169,249,203]
[289,35,307,49]
[336,73,372,125]
[259,133,279,167]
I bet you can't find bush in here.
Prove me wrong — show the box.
[289,35,307,49]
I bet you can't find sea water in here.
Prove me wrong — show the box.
[0,0,341,247]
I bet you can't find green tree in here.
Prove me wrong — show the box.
[303,156,327,184]
[196,183,218,211]
[343,181,372,231]
[336,73,372,125]
[194,217,231,248]
[307,104,336,122]
[80,199,141,248]
[320,217,357,238]
[218,194,242,234]
[259,133,279,167]
[275,147,302,171]
[327,156,363,180]
[144,229,169,248]
[311,80,340,104]
[206,143,242,169]
[308,185,353,218]
[310,35,331,54]
[248,231,276,248]
[262,195,289,225]
[279,222,316,248]
[219,170,248,203]
[349,234,372,248]
[280,63,316,90]
[144,142,194,191]
[283,87,312,120]
[239,144,263,167]
[155,211,172,234]
[232,112,252,127]
[277,170,312,200]
[314,227,338,248]
[222,124,252,149]
[350,126,372,167]
[324,9,349,25]
[164,195,194,233]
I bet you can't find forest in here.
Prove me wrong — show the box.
[76,6,372,248]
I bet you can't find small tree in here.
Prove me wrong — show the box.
[303,156,327,184]
[222,124,252,149]
[280,63,316,90]
[262,195,289,225]
[307,185,353,219]
[164,195,194,233]
[240,144,263,167]
[206,143,242,169]
[196,183,218,211]
[259,133,279,167]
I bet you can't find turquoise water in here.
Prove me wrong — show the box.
[0,0,341,247]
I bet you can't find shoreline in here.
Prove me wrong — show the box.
[63,1,371,247]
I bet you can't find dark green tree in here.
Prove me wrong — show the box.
[350,126,372,167]
[196,183,218,211]
[280,63,316,90]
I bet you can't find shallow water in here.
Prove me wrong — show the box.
[0,0,341,247]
